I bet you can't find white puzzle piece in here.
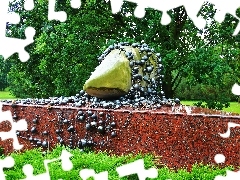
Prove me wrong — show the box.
[109,0,240,35]
[0,0,36,62]
[0,103,28,150]
[0,156,15,180]
[21,150,73,180]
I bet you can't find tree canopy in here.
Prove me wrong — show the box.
[3,0,240,109]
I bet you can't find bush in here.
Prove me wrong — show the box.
[174,76,237,110]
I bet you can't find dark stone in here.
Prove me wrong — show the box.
[67,125,74,132]
[31,127,37,133]
[110,122,116,127]
[42,131,48,135]
[42,141,48,148]
[111,131,117,137]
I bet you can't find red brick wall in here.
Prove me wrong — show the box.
[1,104,240,170]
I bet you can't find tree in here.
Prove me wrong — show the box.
[117,2,240,100]
[0,57,12,91]
[7,0,125,97]
[6,0,240,109]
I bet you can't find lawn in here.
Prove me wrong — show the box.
[1,145,235,180]
[0,91,16,99]
[181,100,240,114]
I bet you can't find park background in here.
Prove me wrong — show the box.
[1,0,239,112]
[0,0,240,179]
[0,0,239,112]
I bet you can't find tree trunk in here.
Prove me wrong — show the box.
[162,71,174,98]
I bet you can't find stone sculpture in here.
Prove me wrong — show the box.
[83,42,165,103]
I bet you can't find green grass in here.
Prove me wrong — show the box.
[222,102,240,114]
[0,91,16,99]
[181,101,240,114]
[1,145,235,180]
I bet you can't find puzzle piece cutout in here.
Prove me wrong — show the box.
[219,122,240,138]
[21,150,73,180]
[79,169,108,180]
[0,156,15,180]
[0,103,28,150]
[24,0,35,11]
[0,0,36,62]
[214,170,240,180]
[232,83,240,95]
[214,154,226,164]
[109,0,240,36]
[0,0,82,62]
[48,0,81,22]
[209,0,240,36]
[215,120,240,179]
[116,159,158,180]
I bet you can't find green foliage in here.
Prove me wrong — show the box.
[1,145,235,179]
[0,57,12,91]
[4,0,240,110]
[174,72,238,109]
[193,101,230,110]
[181,101,240,114]
[7,0,121,98]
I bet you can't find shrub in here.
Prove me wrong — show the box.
[174,76,236,110]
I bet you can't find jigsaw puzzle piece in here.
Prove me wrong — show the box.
[134,2,147,18]
[59,150,73,171]
[0,105,28,150]
[12,119,28,150]
[0,118,28,150]
[21,164,51,180]
[214,170,240,180]
[0,0,36,62]
[0,0,15,38]
[6,11,20,25]
[183,0,206,29]
[79,169,108,180]
[219,122,240,138]
[70,0,81,9]
[116,159,158,180]
[109,0,175,25]
[209,0,240,35]
[233,23,240,36]
[150,0,183,25]
[48,0,67,22]
[210,0,240,23]
[0,156,15,180]
[21,158,60,179]
[109,0,124,14]
[160,12,172,25]
[24,0,35,11]
[109,0,206,28]
[21,150,73,180]
[232,83,240,95]
[0,27,35,62]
